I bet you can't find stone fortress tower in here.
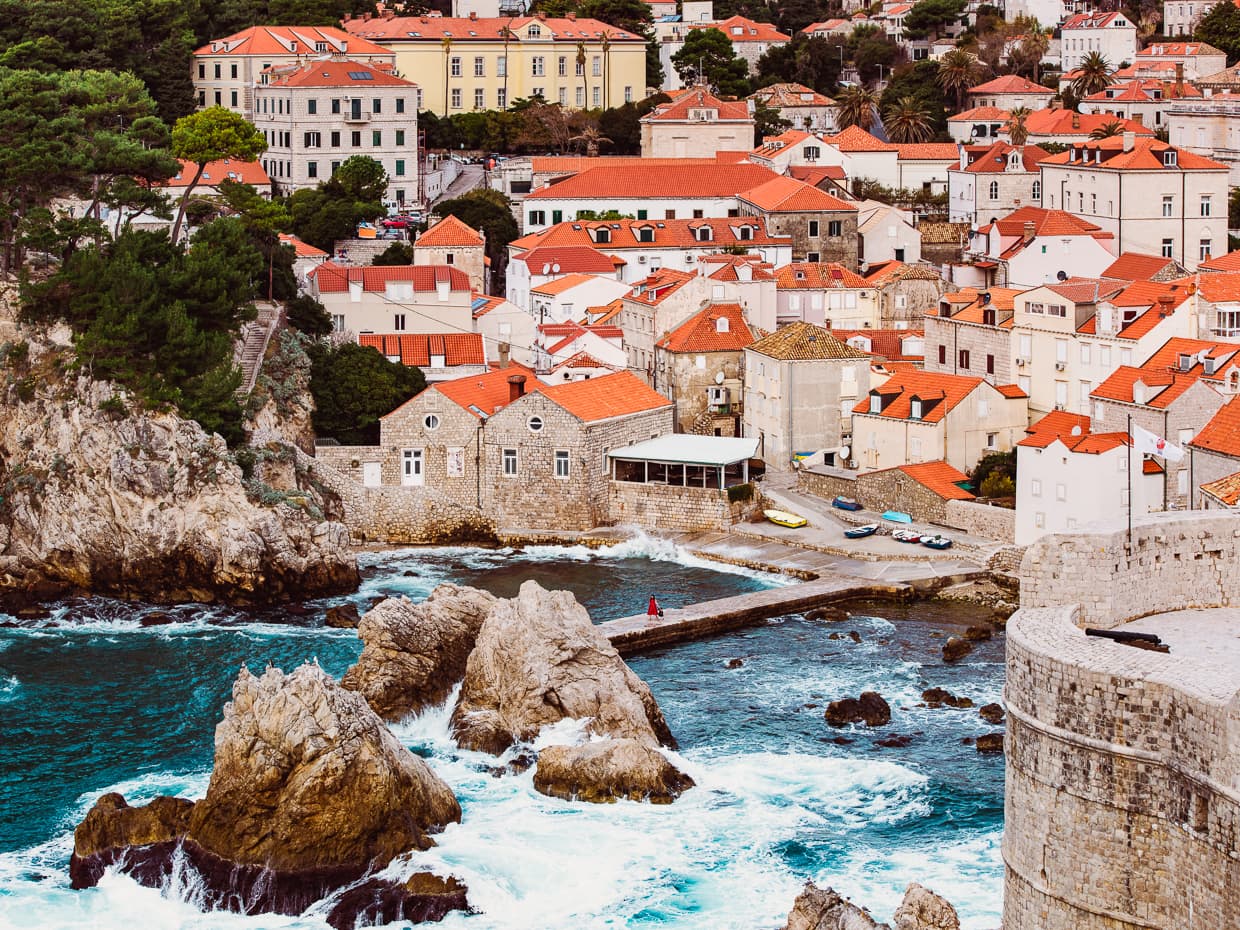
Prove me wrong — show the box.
[1004,512,1240,929]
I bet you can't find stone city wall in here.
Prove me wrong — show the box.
[943,499,1015,543]
[1019,511,1240,625]
[607,481,753,532]
[1006,511,1240,930]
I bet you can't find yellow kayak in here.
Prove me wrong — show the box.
[764,509,808,529]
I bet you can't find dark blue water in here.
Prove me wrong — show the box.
[0,544,1004,929]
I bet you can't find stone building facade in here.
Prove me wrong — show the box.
[739,179,859,268]
[608,481,752,531]
[654,302,753,434]
[413,215,487,294]
[865,261,948,328]
[1007,512,1240,930]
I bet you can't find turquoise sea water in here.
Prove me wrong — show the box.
[0,540,1005,929]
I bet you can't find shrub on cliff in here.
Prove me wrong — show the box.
[306,342,425,445]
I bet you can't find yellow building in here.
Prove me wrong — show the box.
[343,12,647,116]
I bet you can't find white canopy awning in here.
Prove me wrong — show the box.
[607,435,759,467]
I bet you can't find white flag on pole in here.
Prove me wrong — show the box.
[1131,423,1185,462]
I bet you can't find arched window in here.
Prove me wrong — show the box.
[989,180,999,200]
[1032,180,1041,203]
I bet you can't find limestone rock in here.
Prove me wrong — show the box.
[962,625,993,642]
[781,882,886,930]
[341,585,499,720]
[892,882,961,930]
[451,581,675,754]
[978,702,1005,724]
[921,688,973,709]
[534,738,695,804]
[824,692,891,728]
[189,663,460,873]
[324,603,361,629]
[325,873,469,930]
[975,732,1004,753]
[70,663,465,921]
[69,793,194,889]
[942,637,973,662]
[0,364,357,608]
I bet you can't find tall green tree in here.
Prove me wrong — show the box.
[434,189,519,287]
[836,84,881,131]
[1195,0,1240,65]
[169,106,266,243]
[1007,105,1031,145]
[289,156,389,251]
[936,47,985,111]
[881,59,949,139]
[671,28,753,97]
[846,24,898,86]
[902,0,967,40]
[756,36,845,95]
[1070,51,1114,98]
[307,341,426,445]
[883,96,934,142]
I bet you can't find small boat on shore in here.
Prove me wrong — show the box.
[832,495,862,511]
[882,510,912,523]
[921,534,953,550]
[765,509,808,529]
[843,523,878,539]
[892,529,922,544]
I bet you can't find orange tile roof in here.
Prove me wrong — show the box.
[509,216,783,252]
[627,268,696,305]
[513,246,621,274]
[530,272,605,297]
[528,156,721,174]
[644,86,751,122]
[417,214,484,247]
[525,163,779,200]
[278,233,327,258]
[310,262,471,293]
[1188,396,1240,457]
[896,461,976,500]
[1199,470,1240,505]
[1101,252,1177,280]
[801,19,850,32]
[1200,251,1240,273]
[823,125,899,152]
[1040,137,1227,171]
[777,262,869,289]
[994,383,1027,398]
[1022,108,1153,137]
[1063,10,1128,27]
[1192,272,1240,302]
[1017,411,1128,453]
[1091,337,1240,407]
[701,253,775,281]
[1137,41,1224,56]
[657,303,754,353]
[420,363,542,419]
[739,175,855,213]
[361,333,486,368]
[960,141,1050,173]
[588,298,625,325]
[894,143,960,160]
[968,74,1054,95]
[163,158,269,188]
[693,15,790,41]
[948,105,1012,122]
[471,293,507,318]
[1084,78,1202,102]
[750,82,834,106]
[787,164,848,186]
[864,260,943,285]
[830,329,925,362]
[1143,458,1165,475]
[853,370,984,422]
[262,59,412,87]
[345,14,641,42]
[550,350,618,372]
[540,371,671,422]
[196,25,391,57]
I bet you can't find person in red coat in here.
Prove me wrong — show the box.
[647,595,661,619]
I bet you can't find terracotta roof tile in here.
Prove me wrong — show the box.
[1200,251,1240,272]
[513,246,621,274]
[540,371,671,422]
[1188,395,1240,456]
[1101,252,1177,280]
[420,363,541,418]
[1018,411,1129,453]
[1192,272,1240,302]
[864,260,943,285]
[261,59,412,87]
[361,333,486,367]
[417,214,484,247]
[278,233,327,257]
[969,75,1053,95]
[823,125,899,152]
[853,370,984,422]
[1041,136,1225,170]
[509,216,782,252]
[1091,337,1240,407]
[657,303,754,352]
[1200,470,1240,505]
[525,163,778,200]
[750,82,834,106]
[529,272,604,296]
[693,15,790,41]
[894,143,960,160]
[830,329,925,362]
[896,461,976,500]
[1022,108,1153,137]
[777,262,868,289]
[644,86,751,122]
[994,383,1027,398]
[310,262,471,293]
[749,321,870,361]
[345,15,641,42]
[960,142,1050,173]
[164,158,269,188]
[196,25,390,57]
[626,268,695,305]
[948,106,1012,122]
[1063,11,1128,28]
[738,175,855,213]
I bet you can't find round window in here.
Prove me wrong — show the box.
[424,414,441,430]
[527,415,544,432]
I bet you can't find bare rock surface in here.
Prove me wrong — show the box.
[892,883,961,930]
[451,580,676,754]
[69,663,465,922]
[342,585,498,720]
[941,637,973,662]
[825,692,891,727]
[534,738,695,804]
[0,357,357,608]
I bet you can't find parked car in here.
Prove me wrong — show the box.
[382,217,411,229]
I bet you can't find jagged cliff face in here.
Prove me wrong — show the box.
[0,340,358,607]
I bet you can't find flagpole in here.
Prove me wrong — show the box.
[1127,413,1133,548]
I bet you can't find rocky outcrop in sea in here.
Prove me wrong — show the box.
[0,339,357,607]
[781,881,961,930]
[70,663,466,928]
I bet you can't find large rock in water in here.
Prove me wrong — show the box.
[779,881,961,930]
[69,664,466,925]
[533,738,695,804]
[451,581,675,754]
[342,585,499,720]
[0,361,357,608]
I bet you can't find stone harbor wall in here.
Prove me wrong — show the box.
[798,466,954,525]
[1005,511,1240,930]
[943,499,1015,543]
[607,481,752,532]
[1019,511,1240,625]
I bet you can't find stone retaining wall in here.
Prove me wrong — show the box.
[1006,511,1240,930]
[943,499,1015,543]
[1004,603,1240,930]
[607,481,752,532]
[798,466,966,527]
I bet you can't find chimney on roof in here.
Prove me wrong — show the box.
[1071,112,1080,129]
[508,374,527,401]
[1022,220,1036,242]
[1122,130,1135,152]
[498,342,511,368]
[381,8,395,18]
[470,10,477,18]
[566,11,575,19]
[1176,62,1185,94]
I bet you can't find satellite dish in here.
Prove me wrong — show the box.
[1070,425,1082,436]
[838,445,851,461]
[1056,270,1068,281]
[542,263,551,275]
[552,263,561,274]
[715,371,725,384]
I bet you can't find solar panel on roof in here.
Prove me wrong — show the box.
[348,70,374,80]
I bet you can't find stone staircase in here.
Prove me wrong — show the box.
[235,302,282,397]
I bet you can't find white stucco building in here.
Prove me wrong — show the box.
[640,86,756,158]
[948,142,1050,226]
[1060,11,1137,72]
